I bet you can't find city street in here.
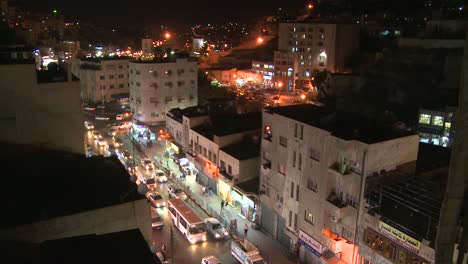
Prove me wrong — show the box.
[83,109,294,264]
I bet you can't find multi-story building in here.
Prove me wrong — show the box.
[129,57,198,124]
[71,57,130,104]
[0,59,83,154]
[274,23,360,91]
[417,107,456,147]
[166,106,210,151]
[252,60,275,86]
[259,104,419,263]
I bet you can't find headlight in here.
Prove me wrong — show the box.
[162,202,166,206]
[203,235,207,241]
[156,202,160,207]
[224,231,229,236]
[215,234,220,238]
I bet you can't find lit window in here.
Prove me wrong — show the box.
[419,114,431,124]
[432,116,444,126]
[305,210,314,225]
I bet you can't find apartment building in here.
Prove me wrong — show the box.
[252,60,275,86]
[417,106,456,147]
[259,105,419,264]
[71,57,130,104]
[274,23,359,91]
[129,57,198,124]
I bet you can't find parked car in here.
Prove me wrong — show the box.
[146,191,166,208]
[120,150,132,160]
[155,170,168,183]
[141,158,154,171]
[113,138,123,147]
[204,218,229,239]
[167,184,187,200]
[107,128,117,137]
[95,116,110,121]
[126,160,136,174]
[151,208,164,230]
[116,114,124,120]
[92,131,102,139]
[97,137,107,146]
[84,121,94,130]
[105,144,116,156]
[118,121,132,129]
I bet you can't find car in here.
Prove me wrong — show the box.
[105,144,116,155]
[118,121,132,129]
[97,137,107,146]
[97,104,106,109]
[113,138,123,147]
[107,128,117,137]
[86,146,94,157]
[120,150,132,160]
[141,158,154,171]
[151,208,164,230]
[83,106,96,111]
[272,95,280,100]
[167,184,187,200]
[146,191,166,208]
[108,123,119,130]
[84,121,95,130]
[95,116,110,121]
[201,256,221,264]
[204,218,229,239]
[116,114,124,120]
[126,160,136,174]
[92,131,102,139]
[155,170,168,183]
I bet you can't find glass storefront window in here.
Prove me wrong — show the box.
[432,116,443,126]
[419,114,431,124]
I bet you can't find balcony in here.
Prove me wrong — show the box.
[326,191,348,223]
[219,168,234,182]
[329,162,351,176]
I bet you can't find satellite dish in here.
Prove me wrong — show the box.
[129,175,137,183]
[138,184,148,195]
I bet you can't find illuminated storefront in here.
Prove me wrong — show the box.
[218,178,231,202]
[298,229,323,264]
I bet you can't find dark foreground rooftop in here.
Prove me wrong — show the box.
[266,104,414,144]
[0,143,142,229]
[0,229,157,264]
[220,141,260,160]
[192,112,261,140]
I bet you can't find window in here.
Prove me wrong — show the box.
[432,116,444,126]
[309,148,320,161]
[136,82,141,86]
[119,84,124,88]
[279,136,288,147]
[100,75,105,80]
[346,193,358,208]
[342,227,354,241]
[118,74,124,78]
[278,164,286,175]
[294,124,298,137]
[208,151,212,161]
[203,147,207,156]
[292,151,296,167]
[190,80,195,84]
[106,65,115,70]
[290,182,294,198]
[118,65,123,69]
[165,96,173,102]
[213,154,217,163]
[296,185,300,201]
[289,210,293,227]
[300,125,304,139]
[109,84,115,89]
[180,217,188,229]
[298,153,302,170]
[307,176,317,192]
[109,75,115,79]
[135,70,141,75]
[419,114,431,124]
[305,211,314,225]
[228,165,232,174]
[294,213,298,230]
[444,122,451,136]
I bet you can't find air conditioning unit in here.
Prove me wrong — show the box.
[330,214,339,223]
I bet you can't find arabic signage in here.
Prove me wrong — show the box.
[299,230,322,257]
[378,221,421,253]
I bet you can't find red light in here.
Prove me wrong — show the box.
[265,125,271,132]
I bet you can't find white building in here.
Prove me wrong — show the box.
[129,57,198,124]
[274,23,360,91]
[71,57,130,104]
[259,105,419,264]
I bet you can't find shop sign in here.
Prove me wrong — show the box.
[170,143,179,153]
[299,230,322,257]
[231,190,243,203]
[378,221,421,253]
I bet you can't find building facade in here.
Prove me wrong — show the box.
[274,23,360,91]
[417,107,456,147]
[129,57,198,124]
[71,57,130,104]
[252,60,275,87]
[259,105,419,263]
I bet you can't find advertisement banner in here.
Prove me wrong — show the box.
[378,221,421,253]
[299,230,322,257]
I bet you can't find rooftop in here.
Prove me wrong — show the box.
[191,112,261,140]
[416,143,451,173]
[131,55,198,64]
[235,178,259,195]
[167,106,208,123]
[0,143,142,229]
[81,56,132,62]
[265,104,414,144]
[220,141,260,160]
[37,229,156,264]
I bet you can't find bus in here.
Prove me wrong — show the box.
[168,198,207,244]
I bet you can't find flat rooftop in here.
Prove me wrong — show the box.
[0,143,143,229]
[266,104,414,144]
[167,106,208,123]
[220,141,260,160]
[191,112,261,140]
[81,56,132,62]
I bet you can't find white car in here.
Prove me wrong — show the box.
[97,137,107,146]
[167,184,187,200]
[201,256,221,264]
[95,116,110,121]
[84,121,94,130]
[151,208,164,230]
[204,218,229,239]
[146,192,166,208]
[155,170,168,183]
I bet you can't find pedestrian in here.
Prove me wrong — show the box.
[195,172,199,182]
[244,223,249,237]
[225,199,229,208]
[221,200,225,212]
[202,187,206,196]
[208,187,212,196]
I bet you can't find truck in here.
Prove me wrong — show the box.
[231,239,266,264]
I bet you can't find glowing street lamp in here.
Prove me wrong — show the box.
[257,37,264,45]
[164,32,171,39]
[307,3,314,9]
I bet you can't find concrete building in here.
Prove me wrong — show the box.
[252,60,275,86]
[71,57,130,104]
[129,57,198,124]
[0,60,83,154]
[166,106,210,151]
[259,105,419,264]
[274,23,360,91]
[208,68,262,87]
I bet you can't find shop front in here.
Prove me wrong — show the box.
[218,178,232,202]
[230,187,257,222]
[298,229,323,264]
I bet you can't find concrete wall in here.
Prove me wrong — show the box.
[0,199,152,246]
[239,156,260,183]
[166,115,183,145]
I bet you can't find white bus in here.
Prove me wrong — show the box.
[168,198,207,244]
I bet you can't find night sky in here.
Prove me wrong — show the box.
[12,0,310,28]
